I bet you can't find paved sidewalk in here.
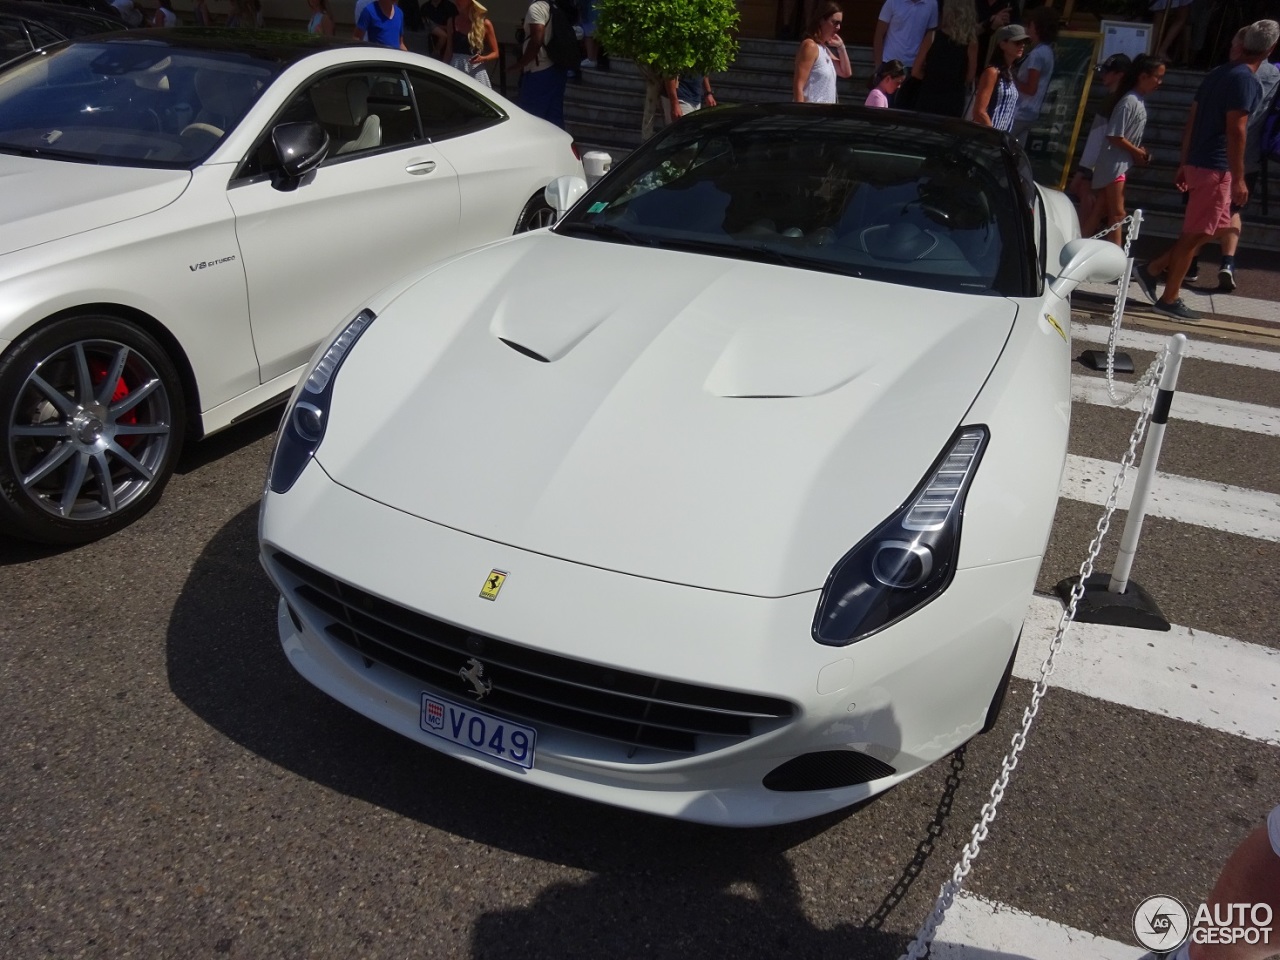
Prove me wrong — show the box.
[1074,236,1280,346]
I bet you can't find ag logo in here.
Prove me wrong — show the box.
[479,569,507,601]
[1133,895,1190,952]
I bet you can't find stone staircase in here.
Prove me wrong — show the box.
[563,39,1280,251]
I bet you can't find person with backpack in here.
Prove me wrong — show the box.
[509,0,578,129]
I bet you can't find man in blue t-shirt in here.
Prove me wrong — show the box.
[355,0,408,50]
[1134,19,1277,322]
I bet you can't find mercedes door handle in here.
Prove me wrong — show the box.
[405,160,437,175]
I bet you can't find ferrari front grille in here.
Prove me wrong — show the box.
[269,551,794,758]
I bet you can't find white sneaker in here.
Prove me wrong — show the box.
[580,58,598,68]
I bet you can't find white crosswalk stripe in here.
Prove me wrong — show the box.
[1072,321,1280,372]
[1071,375,1280,436]
[1060,454,1280,541]
[933,893,1145,959]
[1017,596,1280,746]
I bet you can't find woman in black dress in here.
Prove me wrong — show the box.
[914,0,980,117]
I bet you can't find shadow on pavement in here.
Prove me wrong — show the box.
[470,854,911,960]
[167,506,974,959]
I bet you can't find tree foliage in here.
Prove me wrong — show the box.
[594,0,740,80]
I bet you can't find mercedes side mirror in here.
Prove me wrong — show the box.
[271,122,330,190]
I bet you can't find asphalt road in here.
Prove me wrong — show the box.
[2,311,1278,960]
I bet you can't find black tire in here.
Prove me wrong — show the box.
[0,315,186,545]
[514,192,556,233]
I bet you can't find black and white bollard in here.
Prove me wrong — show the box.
[1057,332,1189,631]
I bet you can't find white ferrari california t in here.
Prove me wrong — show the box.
[0,30,582,544]
[258,104,1126,826]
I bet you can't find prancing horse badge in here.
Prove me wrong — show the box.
[479,569,507,601]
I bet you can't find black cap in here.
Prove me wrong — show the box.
[1098,53,1132,73]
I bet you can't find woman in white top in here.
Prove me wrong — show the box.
[152,0,179,27]
[792,1,852,103]
[307,0,334,35]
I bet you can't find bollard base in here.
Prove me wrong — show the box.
[1053,573,1171,631]
[1077,350,1135,373]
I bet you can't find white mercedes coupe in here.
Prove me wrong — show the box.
[0,31,581,544]
[259,105,1125,826]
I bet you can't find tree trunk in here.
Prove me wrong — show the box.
[641,72,662,141]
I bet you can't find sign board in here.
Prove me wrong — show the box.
[1023,31,1103,190]
[1099,19,1154,62]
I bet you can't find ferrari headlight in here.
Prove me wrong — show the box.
[268,309,376,494]
[812,425,988,646]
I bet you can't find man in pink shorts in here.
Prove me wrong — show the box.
[1133,19,1278,321]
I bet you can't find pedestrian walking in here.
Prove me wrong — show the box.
[1187,25,1280,292]
[508,0,569,128]
[1086,54,1165,246]
[355,0,408,50]
[1069,54,1131,229]
[871,0,937,108]
[971,22,1027,131]
[865,60,905,107]
[442,0,498,88]
[793,1,853,104]
[422,0,458,58]
[913,0,978,118]
[662,73,716,123]
[152,0,179,27]
[1134,19,1278,321]
[1011,6,1059,145]
[306,0,334,35]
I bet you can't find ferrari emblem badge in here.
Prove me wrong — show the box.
[479,569,507,601]
[1045,312,1067,342]
[459,658,493,700]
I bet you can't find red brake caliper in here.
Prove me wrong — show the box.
[88,357,139,449]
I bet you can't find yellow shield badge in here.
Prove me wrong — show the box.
[479,570,507,601]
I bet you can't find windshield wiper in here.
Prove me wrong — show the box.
[556,221,655,246]
[0,143,99,164]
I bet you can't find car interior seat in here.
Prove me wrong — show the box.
[187,69,262,138]
[309,75,381,156]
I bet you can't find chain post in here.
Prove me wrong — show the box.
[896,227,1171,959]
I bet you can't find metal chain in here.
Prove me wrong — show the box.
[1088,211,1159,406]
[897,294,1173,960]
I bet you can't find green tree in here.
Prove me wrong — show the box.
[595,0,740,139]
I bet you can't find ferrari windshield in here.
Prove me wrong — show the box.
[557,107,1032,297]
[0,40,278,167]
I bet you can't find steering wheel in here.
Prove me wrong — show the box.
[180,122,224,138]
[904,199,951,225]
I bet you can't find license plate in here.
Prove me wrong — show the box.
[419,693,537,770]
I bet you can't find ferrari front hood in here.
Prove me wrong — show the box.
[0,155,190,258]
[318,234,1017,597]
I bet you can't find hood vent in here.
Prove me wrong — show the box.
[499,338,550,363]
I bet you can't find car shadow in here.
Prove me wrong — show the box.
[166,506,982,959]
[175,408,281,475]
